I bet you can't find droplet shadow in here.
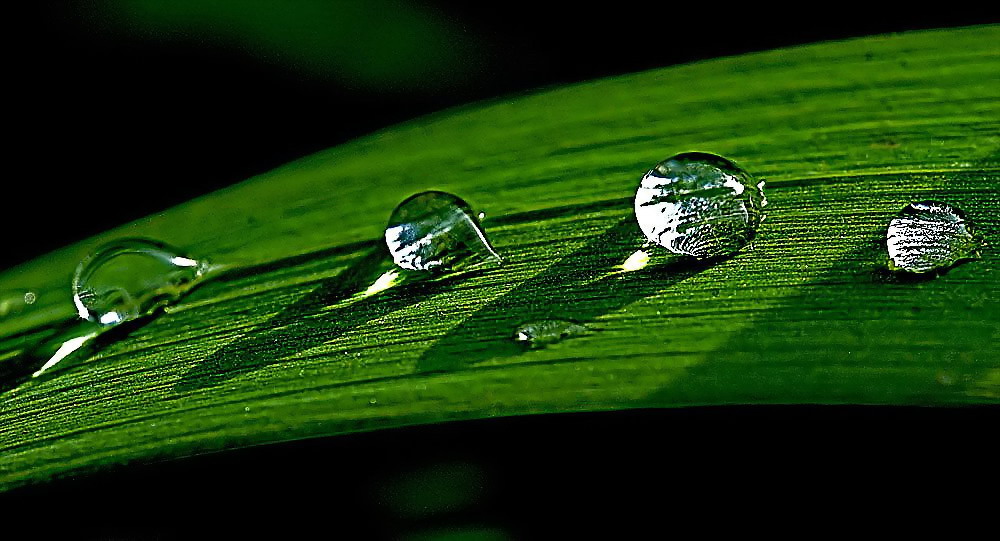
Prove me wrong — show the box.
[639,170,999,406]
[416,217,728,374]
[175,248,479,392]
[176,216,726,390]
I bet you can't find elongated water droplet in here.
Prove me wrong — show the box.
[385,191,501,271]
[513,319,589,348]
[72,238,210,326]
[634,152,766,258]
[886,201,982,274]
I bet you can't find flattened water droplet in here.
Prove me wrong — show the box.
[73,238,210,326]
[886,201,982,274]
[513,320,588,348]
[635,152,766,258]
[385,191,501,271]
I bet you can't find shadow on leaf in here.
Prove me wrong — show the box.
[176,248,471,391]
[416,217,726,373]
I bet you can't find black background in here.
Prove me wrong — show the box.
[6,407,997,537]
[2,2,992,270]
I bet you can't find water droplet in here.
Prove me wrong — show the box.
[513,319,589,348]
[72,238,210,327]
[885,201,982,274]
[385,191,501,271]
[634,152,766,258]
[0,290,38,318]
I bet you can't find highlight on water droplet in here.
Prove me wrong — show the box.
[385,191,502,272]
[72,238,211,327]
[885,201,982,274]
[513,319,589,349]
[634,152,766,259]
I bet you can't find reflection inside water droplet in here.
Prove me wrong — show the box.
[73,238,211,327]
[885,201,982,274]
[513,319,589,348]
[385,191,501,272]
[634,152,766,258]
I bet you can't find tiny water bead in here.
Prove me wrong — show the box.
[634,152,766,258]
[0,290,37,318]
[513,320,589,348]
[73,238,211,327]
[886,201,982,274]
[385,191,502,272]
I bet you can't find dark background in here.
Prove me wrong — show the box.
[6,407,997,537]
[2,1,991,270]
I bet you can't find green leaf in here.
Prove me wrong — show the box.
[1,25,998,490]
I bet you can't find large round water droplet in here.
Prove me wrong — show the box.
[385,191,501,271]
[72,238,209,326]
[634,152,766,258]
[886,201,981,274]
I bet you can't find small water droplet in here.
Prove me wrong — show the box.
[885,201,982,274]
[0,290,38,318]
[513,319,589,348]
[73,238,210,326]
[385,191,502,271]
[634,152,766,258]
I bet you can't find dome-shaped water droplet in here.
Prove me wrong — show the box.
[385,191,501,271]
[886,201,982,274]
[513,319,589,348]
[634,152,766,258]
[72,238,210,326]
